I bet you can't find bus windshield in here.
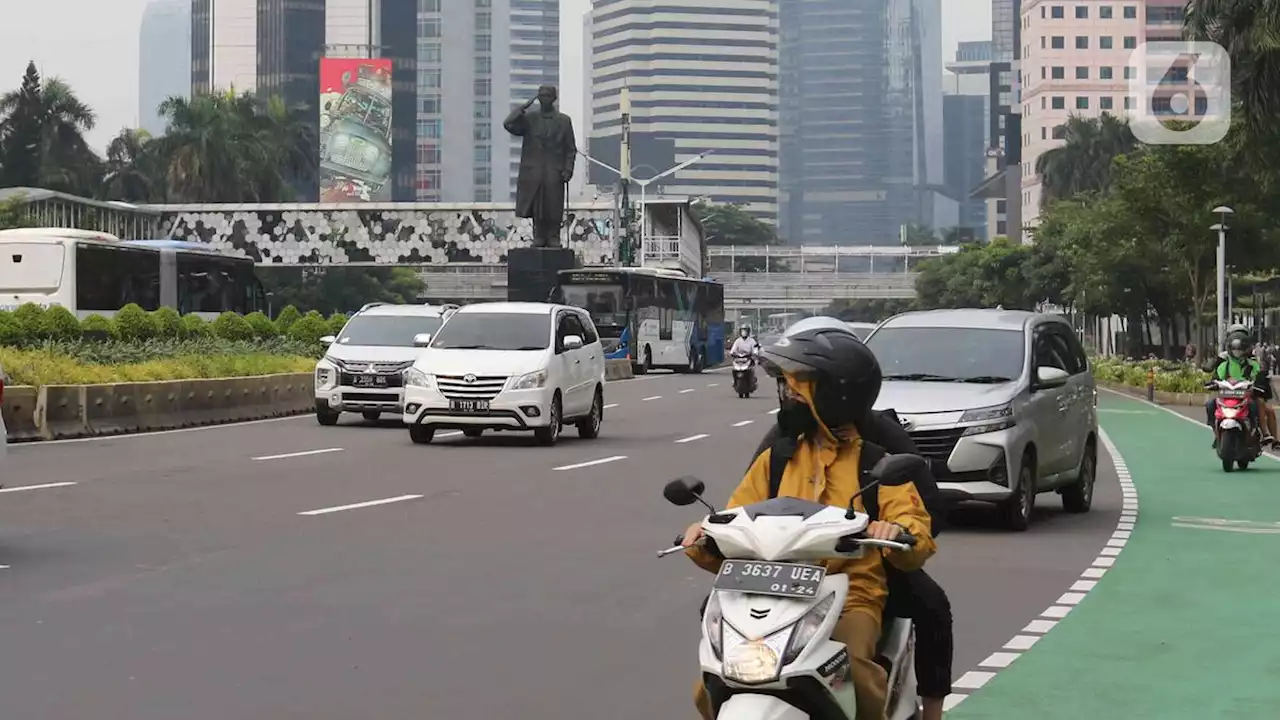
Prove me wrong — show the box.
[557,283,625,331]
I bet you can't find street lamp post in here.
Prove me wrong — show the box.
[577,149,713,266]
[1211,205,1235,350]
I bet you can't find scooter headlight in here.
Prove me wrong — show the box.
[1221,407,1239,419]
[705,593,725,660]
[782,593,836,665]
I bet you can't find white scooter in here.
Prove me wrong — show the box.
[659,459,924,720]
[732,349,760,398]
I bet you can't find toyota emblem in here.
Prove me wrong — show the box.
[463,374,477,383]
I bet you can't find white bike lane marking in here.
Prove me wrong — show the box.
[944,428,1136,711]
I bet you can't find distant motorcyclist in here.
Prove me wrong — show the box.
[729,325,760,357]
[1205,325,1274,446]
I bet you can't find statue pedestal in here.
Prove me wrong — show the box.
[506,247,578,302]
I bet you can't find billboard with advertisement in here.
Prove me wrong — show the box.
[318,58,393,202]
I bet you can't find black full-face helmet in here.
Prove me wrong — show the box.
[759,323,882,429]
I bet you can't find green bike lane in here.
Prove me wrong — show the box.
[947,391,1280,718]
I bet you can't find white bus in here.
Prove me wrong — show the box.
[0,228,267,318]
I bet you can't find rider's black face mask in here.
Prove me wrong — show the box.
[776,379,815,437]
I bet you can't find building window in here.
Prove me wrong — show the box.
[476,13,491,31]
[1051,5,1064,18]
[417,118,442,138]
[1100,66,1114,79]
[1041,97,1046,109]
[420,0,440,10]
[474,123,491,141]
[474,145,491,163]
[1100,96,1114,110]
[1076,36,1089,49]
[1041,127,1047,139]
[1124,66,1135,80]
[419,69,441,88]
[1123,5,1137,18]
[417,143,440,164]
[418,43,441,63]
[418,17,440,37]
[1100,5,1113,18]
[1051,96,1065,109]
[1075,6,1088,18]
[1051,36,1065,49]
[474,78,491,97]
[1041,5,1046,17]
[1124,96,1134,109]
[419,94,440,114]
[1052,66,1065,79]
[997,220,1007,234]
[996,200,1007,213]
[1099,36,1113,49]
[1040,37,1046,49]
[475,34,491,52]
[1076,96,1089,109]
[475,55,490,74]
[1123,36,1137,49]
[1076,66,1089,79]
[473,100,491,119]
[474,166,491,188]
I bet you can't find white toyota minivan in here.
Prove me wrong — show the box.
[402,302,607,446]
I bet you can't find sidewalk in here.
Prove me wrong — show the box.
[946,391,1280,719]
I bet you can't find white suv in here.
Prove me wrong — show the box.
[402,302,607,446]
[313,303,454,425]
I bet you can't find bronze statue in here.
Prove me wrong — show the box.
[504,85,577,248]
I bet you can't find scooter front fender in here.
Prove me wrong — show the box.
[716,693,809,720]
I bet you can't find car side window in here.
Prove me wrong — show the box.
[1058,327,1088,374]
[1033,328,1069,371]
[576,312,598,344]
[554,313,572,354]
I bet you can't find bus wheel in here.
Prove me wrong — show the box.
[633,346,651,375]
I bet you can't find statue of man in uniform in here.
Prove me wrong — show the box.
[503,85,577,248]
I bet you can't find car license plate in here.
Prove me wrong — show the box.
[450,399,490,413]
[712,561,826,599]
[352,374,390,388]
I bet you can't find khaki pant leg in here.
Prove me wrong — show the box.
[834,609,889,720]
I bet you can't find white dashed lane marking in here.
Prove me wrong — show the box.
[642,396,662,401]
[298,494,423,516]
[0,482,78,493]
[253,448,344,461]
[553,455,628,471]
[733,420,754,427]
[675,434,708,444]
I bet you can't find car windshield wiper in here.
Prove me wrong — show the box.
[437,344,491,349]
[958,375,1015,384]
[883,373,962,381]
[513,345,546,351]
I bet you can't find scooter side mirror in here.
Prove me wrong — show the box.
[868,453,932,487]
[663,476,706,506]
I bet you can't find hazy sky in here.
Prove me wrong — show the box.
[0,0,991,152]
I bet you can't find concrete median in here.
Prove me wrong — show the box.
[5,373,314,443]
[1,385,40,441]
[604,359,633,382]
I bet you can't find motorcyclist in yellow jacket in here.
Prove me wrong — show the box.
[681,324,937,720]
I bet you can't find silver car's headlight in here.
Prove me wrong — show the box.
[960,403,1015,435]
[404,368,434,389]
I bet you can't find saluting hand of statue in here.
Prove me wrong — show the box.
[523,96,538,110]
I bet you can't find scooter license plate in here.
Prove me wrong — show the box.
[713,561,826,599]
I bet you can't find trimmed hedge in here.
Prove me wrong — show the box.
[0,303,342,387]
[1090,357,1209,394]
[0,302,346,350]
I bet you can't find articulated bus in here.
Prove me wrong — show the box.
[0,228,267,318]
[551,266,725,374]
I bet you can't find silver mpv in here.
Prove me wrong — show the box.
[864,309,1098,530]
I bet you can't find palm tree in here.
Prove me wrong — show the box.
[0,64,101,195]
[1034,114,1138,204]
[152,91,316,202]
[101,128,157,201]
[1184,0,1280,132]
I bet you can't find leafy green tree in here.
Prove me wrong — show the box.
[692,201,777,246]
[0,62,42,188]
[101,128,157,202]
[900,222,937,246]
[0,64,101,196]
[1185,0,1280,133]
[1035,114,1137,205]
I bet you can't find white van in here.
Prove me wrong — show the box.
[401,302,607,446]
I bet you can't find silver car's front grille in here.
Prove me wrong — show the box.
[436,375,508,401]
[908,427,966,462]
[338,360,414,373]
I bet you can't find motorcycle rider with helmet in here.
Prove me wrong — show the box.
[729,325,760,357]
[681,324,937,720]
[1205,325,1274,447]
[746,317,954,720]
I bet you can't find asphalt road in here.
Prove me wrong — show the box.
[0,369,1122,719]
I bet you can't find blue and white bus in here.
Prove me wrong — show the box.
[0,228,266,317]
[552,266,725,374]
